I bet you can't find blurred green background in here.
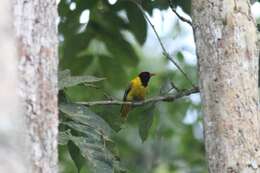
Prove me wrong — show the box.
[58,0,206,172]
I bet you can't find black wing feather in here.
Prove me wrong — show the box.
[120,83,132,119]
[123,84,132,101]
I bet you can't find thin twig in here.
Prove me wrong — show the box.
[168,0,193,27]
[170,81,180,92]
[163,52,196,87]
[76,87,199,107]
[133,3,195,88]
[168,0,200,61]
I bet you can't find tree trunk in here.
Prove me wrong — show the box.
[192,0,260,172]
[0,0,26,172]
[13,0,59,172]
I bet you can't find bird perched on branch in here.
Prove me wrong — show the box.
[120,71,155,119]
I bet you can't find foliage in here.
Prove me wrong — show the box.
[59,71,125,173]
[58,0,205,173]
[58,69,106,90]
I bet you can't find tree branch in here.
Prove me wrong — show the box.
[76,87,199,107]
[167,0,201,75]
[133,2,196,88]
[168,0,193,27]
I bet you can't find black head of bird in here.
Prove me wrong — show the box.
[138,71,156,87]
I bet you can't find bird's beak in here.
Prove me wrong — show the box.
[150,73,156,77]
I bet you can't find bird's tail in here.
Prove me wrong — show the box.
[120,104,131,120]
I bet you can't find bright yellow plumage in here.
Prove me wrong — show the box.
[126,77,147,101]
[120,72,155,119]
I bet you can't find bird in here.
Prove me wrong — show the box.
[120,71,155,119]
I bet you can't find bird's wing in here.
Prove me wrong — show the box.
[122,83,132,101]
[121,83,132,119]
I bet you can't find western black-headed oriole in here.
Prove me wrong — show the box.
[120,71,155,119]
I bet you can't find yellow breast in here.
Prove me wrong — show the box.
[127,77,147,101]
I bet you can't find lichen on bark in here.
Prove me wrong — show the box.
[13,0,59,172]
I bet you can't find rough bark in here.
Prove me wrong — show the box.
[13,0,59,172]
[192,0,260,172]
[0,0,26,173]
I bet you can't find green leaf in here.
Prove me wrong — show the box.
[124,1,147,45]
[58,0,70,18]
[60,130,123,173]
[176,51,184,62]
[60,31,93,66]
[68,140,86,173]
[103,34,139,66]
[171,0,191,14]
[62,55,94,75]
[140,1,154,15]
[139,104,156,142]
[138,0,169,15]
[99,55,128,88]
[59,102,125,173]
[75,0,98,10]
[58,130,71,145]
[58,69,105,90]
[88,21,139,66]
[58,4,82,35]
[59,103,112,137]
[62,121,105,143]
[91,9,128,35]
[93,105,124,132]
[58,69,71,80]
